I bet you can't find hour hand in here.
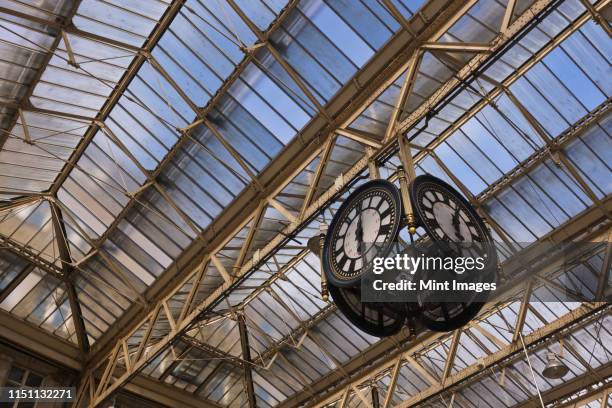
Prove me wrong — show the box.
[356,213,363,253]
[452,206,464,241]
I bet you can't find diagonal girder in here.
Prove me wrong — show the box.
[0,233,64,278]
[238,314,256,408]
[49,199,90,353]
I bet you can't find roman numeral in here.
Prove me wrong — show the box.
[379,207,392,219]
[379,223,392,236]
[334,246,344,258]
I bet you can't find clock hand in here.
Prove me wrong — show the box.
[452,206,464,242]
[356,210,364,254]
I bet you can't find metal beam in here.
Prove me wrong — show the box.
[0,264,35,303]
[383,358,402,408]
[300,137,335,217]
[234,202,266,272]
[382,51,422,143]
[441,330,461,383]
[336,128,383,149]
[0,234,64,278]
[49,200,90,354]
[512,279,534,343]
[381,0,416,37]
[501,0,518,31]
[420,42,493,52]
[238,315,257,408]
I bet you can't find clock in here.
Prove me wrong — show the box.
[323,180,402,287]
[328,282,405,337]
[409,174,498,332]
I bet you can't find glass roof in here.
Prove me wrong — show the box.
[0,0,610,407]
[0,0,426,345]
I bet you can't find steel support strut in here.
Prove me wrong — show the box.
[238,314,257,408]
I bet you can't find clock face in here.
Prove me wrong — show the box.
[410,175,495,263]
[328,283,405,337]
[323,180,402,287]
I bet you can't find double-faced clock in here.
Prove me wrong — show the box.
[323,180,402,287]
[409,174,498,332]
[328,283,405,337]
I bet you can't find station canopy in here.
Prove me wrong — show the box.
[0,0,610,407]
